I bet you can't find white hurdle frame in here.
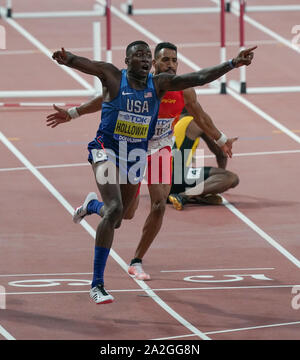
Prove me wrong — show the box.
[231,1,300,13]
[121,0,300,95]
[228,0,300,94]
[2,1,299,105]
[4,0,105,18]
[0,1,114,100]
[0,20,101,99]
[121,0,300,16]
[120,0,232,15]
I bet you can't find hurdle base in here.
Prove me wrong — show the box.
[220,83,227,94]
[240,82,247,94]
[228,80,246,94]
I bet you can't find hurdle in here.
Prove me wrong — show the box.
[3,0,105,18]
[121,0,300,16]
[120,0,300,95]
[120,0,232,15]
[118,0,239,95]
[227,0,300,94]
[0,1,114,104]
[231,1,300,13]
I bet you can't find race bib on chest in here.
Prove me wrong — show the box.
[152,117,174,140]
[114,111,151,142]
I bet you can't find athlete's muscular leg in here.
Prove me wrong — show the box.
[184,167,239,198]
[99,190,140,220]
[92,161,123,249]
[92,162,139,249]
[120,183,140,220]
[133,183,171,260]
[201,167,239,194]
[123,194,139,220]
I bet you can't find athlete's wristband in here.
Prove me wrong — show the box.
[67,107,80,119]
[215,132,228,147]
[228,59,236,69]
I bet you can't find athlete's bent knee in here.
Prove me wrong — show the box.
[151,199,166,216]
[230,173,239,188]
[104,201,123,228]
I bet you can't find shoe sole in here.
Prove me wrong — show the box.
[73,192,98,223]
[168,195,183,210]
[96,299,114,305]
[90,293,114,304]
[128,269,151,281]
[136,275,151,281]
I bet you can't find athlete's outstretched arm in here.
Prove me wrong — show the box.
[46,96,103,128]
[155,46,257,95]
[52,48,120,83]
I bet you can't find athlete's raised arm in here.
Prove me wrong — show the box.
[52,48,121,98]
[154,46,257,96]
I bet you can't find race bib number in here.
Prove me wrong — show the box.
[152,117,174,140]
[91,149,108,164]
[186,167,203,180]
[114,111,151,142]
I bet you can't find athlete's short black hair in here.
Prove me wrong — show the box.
[154,42,177,59]
[126,40,150,56]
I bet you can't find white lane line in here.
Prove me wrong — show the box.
[205,320,300,335]
[218,149,300,157]
[1,149,300,172]
[3,284,298,296]
[222,196,300,268]
[0,272,93,277]
[0,131,210,341]
[0,6,93,91]
[225,89,300,145]
[0,268,274,276]
[0,325,16,340]
[0,132,75,216]
[161,268,275,273]
[153,320,300,340]
[0,163,89,172]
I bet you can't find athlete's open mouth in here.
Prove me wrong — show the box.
[141,63,150,71]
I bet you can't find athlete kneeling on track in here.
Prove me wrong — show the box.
[168,110,239,211]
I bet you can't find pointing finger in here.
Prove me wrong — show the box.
[244,46,257,54]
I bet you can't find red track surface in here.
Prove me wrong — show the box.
[0,0,300,341]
